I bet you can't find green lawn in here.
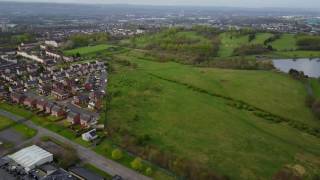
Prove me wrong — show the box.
[106,51,320,179]
[218,32,249,57]
[64,44,112,56]
[271,34,297,51]
[250,33,273,44]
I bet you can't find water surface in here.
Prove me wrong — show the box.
[272,58,320,78]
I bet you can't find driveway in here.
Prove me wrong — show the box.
[0,109,151,180]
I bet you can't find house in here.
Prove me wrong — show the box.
[73,95,89,106]
[36,99,48,111]
[80,114,97,128]
[38,84,52,96]
[51,89,69,100]
[45,102,55,114]
[51,105,65,117]
[89,91,104,101]
[23,96,37,108]
[81,129,98,142]
[67,111,80,125]
[11,92,25,103]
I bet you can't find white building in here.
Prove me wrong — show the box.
[8,145,53,172]
[82,129,98,141]
[45,40,62,48]
[17,51,44,63]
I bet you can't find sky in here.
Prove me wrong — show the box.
[1,0,320,9]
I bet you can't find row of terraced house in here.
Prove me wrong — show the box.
[10,92,98,128]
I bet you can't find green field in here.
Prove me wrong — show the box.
[64,44,112,56]
[310,79,320,99]
[106,50,320,179]
[270,34,297,51]
[218,32,249,57]
[250,33,273,44]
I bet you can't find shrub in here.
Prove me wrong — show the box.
[111,149,123,160]
[131,157,143,170]
[233,44,270,56]
[145,167,153,176]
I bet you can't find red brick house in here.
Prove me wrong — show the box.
[67,111,80,124]
[36,99,48,111]
[51,105,65,117]
[11,92,25,104]
[45,102,55,114]
[51,89,69,100]
[23,97,37,108]
[80,114,97,128]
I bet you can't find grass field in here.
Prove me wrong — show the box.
[270,34,297,51]
[64,44,112,56]
[250,33,273,44]
[218,32,249,57]
[310,79,320,99]
[106,50,320,179]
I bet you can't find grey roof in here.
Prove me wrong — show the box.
[67,111,79,118]
[41,168,77,180]
[51,105,63,112]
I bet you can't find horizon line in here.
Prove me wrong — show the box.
[0,0,319,11]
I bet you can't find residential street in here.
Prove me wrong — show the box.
[0,109,151,180]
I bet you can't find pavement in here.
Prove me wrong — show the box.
[0,109,151,180]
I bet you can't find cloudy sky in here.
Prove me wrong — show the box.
[1,0,320,8]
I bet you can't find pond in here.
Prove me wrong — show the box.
[272,58,320,78]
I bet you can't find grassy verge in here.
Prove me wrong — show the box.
[12,124,37,139]
[0,114,37,139]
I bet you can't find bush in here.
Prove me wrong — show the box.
[145,167,153,176]
[131,157,143,170]
[111,149,123,160]
[297,36,320,50]
[233,44,270,56]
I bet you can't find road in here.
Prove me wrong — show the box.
[0,109,151,180]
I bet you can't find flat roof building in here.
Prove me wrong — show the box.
[8,145,53,172]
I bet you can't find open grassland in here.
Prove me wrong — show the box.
[64,44,112,56]
[218,32,249,57]
[250,33,273,44]
[270,34,297,51]
[125,29,320,59]
[107,50,320,179]
[125,30,215,56]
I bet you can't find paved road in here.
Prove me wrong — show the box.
[0,109,151,180]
